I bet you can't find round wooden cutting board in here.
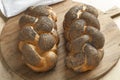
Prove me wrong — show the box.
[0,0,120,80]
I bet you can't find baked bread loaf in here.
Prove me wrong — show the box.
[63,5,105,72]
[18,5,59,72]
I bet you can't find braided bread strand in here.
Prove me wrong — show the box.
[18,5,58,72]
[63,5,105,72]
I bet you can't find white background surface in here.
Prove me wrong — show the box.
[73,0,120,12]
[0,0,63,17]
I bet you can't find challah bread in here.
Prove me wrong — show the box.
[63,5,105,72]
[18,5,58,72]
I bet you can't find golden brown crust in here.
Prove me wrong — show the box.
[26,51,57,72]
[64,4,105,72]
[18,5,58,72]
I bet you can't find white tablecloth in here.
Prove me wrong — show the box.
[0,0,63,17]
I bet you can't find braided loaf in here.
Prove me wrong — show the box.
[63,5,105,72]
[18,5,58,72]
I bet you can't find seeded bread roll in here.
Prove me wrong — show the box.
[18,5,58,72]
[63,4,105,72]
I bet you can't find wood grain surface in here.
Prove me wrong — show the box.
[0,0,120,80]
